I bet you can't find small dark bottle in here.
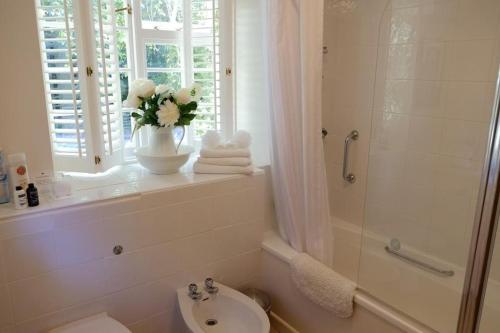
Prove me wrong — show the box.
[26,183,39,207]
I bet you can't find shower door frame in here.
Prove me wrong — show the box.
[458,66,500,333]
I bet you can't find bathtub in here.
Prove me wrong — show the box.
[262,227,437,333]
[261,220,500,333]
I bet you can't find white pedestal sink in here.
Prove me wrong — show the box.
[177,282,270,333]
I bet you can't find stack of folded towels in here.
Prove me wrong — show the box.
[193,130,254,175]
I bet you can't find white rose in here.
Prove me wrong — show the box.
[156,101,180,127]
[175,88,192,105]
[191,83,203,102]
[130,79,155,98]
[155,84,171,95]
[123,94,141,109]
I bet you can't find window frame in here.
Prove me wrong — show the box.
[36,0,235,173]
[129,0,234,147]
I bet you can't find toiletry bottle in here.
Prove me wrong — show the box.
[13,186,27,210]
[7,153,29,192]
[26,183,39,207]
[0,149,9,204]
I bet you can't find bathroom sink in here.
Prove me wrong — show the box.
[177,282,270,333]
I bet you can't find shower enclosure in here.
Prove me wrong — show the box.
[322,0,500,332]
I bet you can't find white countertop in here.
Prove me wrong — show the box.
[0,162,263,221]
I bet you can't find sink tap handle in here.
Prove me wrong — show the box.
[205,278,214,289]
[188,283,203,300]
[189,283,198,293]
[204,278,219,294]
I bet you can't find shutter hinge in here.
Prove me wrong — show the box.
[86,66,93,77]
[115,4,132,15]
[94,155,102,165]
[225,67,232,76]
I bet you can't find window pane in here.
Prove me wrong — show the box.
[114,0,127,27]
[119,72,129,102]
[146,43,181,68]
[193,46,213,69]
[122,109,133,142]
[117,30,128,68]
[141,0,183,31]
[40,0,66,6]
[193,71,214,99]
[147,72,182,89]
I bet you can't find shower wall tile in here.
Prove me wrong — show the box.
[454,0,500,40]
[325,3,500,316]
[388,6,420,44]
[333,0,388,47]
[440,120,489,161]
[443,40,496,82]
[370,112,410,150]
[0,172,274,333]
[419,1,457,42]
[443,82,496,122]
[407,115,443,154]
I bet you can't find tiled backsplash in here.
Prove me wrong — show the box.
[0,173,275,333]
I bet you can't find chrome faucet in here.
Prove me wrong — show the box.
[204,278,219,295]
[188,283,203,300]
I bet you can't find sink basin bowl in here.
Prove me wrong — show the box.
[177,282,270,333]
[136,145,193,175]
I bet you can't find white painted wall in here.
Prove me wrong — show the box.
[0,0,54,178]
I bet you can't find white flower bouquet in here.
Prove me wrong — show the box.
[124,79,202,133]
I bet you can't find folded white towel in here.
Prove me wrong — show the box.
[197,157,251,167]
[200,148,251,158]
[290,253,356,318]
[193,162,254,175]
[203,130,252,149]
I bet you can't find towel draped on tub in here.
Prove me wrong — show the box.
[290,252,356,318]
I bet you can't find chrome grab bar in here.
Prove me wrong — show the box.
[384,245,455,277]
[343,130,359,183]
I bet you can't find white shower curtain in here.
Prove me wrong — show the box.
[263,0,333,265]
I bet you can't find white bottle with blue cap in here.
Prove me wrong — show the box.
[0,148,9,204]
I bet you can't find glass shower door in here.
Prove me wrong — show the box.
[357,0,500,332]
[478,223,500,332]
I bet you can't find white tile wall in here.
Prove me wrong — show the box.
[323,0,500,331]
[324,0,500,271]
[0,172,275,333]
[372,2,498,265]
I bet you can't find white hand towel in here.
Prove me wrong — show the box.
[193,162,254,175]
[197,157,252,167]
[200,148,251,158]
[290,253,356,318]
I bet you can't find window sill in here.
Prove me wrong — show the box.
[0,162,263,221]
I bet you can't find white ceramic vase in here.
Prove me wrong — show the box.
[148,126,177,156]
[136,126,194,175]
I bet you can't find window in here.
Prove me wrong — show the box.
[35,0,232,172]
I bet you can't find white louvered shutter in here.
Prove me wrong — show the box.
[190,0,222,138]
[36,0,123,172]
[36,0,92,172]
[91,0,123,169]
